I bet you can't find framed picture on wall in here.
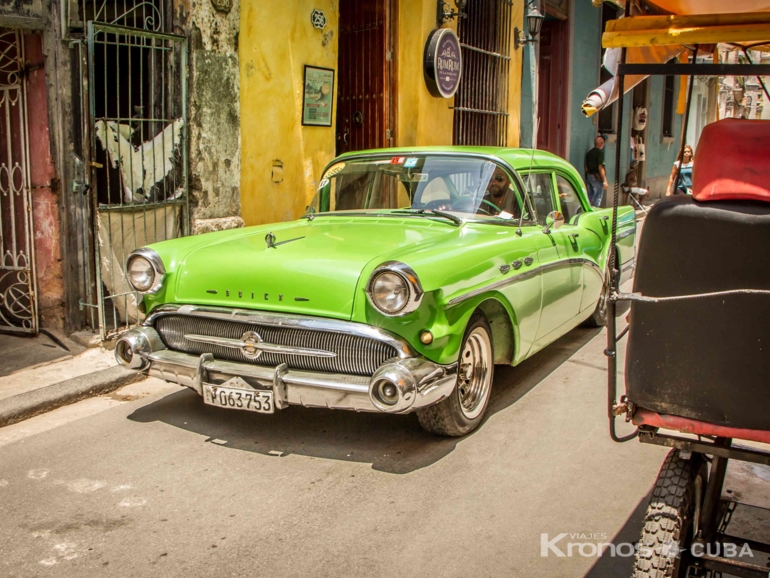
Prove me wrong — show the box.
[302,65,335,127]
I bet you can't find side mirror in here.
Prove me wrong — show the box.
[542,211,564,234]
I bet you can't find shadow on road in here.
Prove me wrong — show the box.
[128,325,602,474]
[583,495,649,578]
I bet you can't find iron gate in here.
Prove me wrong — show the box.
[85,22,188,340]
[0,29,38,335]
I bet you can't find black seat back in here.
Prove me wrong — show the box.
[625,196,770,430]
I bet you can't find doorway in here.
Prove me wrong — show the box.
[537,19,568,157]
[0,29,38,334]
[336,0,395,155]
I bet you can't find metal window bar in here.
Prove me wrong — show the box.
[68,0,165,33]
[84,22,188,340]
[0,29,38,335]
[453,0,513,146]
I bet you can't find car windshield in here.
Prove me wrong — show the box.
[308,155,529,221]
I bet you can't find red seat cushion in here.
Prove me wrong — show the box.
[692,119,770,202]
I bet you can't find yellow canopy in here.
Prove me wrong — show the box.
[582,2,770,117]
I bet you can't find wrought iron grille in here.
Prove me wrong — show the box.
[0,29,37,334]
[68,0,166,32]
[85,23,188,340]
[453,0,513,146]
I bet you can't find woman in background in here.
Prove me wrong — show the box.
[666,145,694,195]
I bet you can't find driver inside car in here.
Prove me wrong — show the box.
[480,167,514,216]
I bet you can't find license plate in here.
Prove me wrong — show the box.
[203,382,274,414]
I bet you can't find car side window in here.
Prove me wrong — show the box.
[555,174,584,223]
[522,172,556,226]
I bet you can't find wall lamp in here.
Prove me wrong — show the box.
[514,3,545,50]
[437,0,467,27]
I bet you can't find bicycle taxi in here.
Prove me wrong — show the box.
[596,4,770,576]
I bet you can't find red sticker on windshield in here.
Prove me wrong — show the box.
[390,157,406,164]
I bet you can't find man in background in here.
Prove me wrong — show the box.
[584,135,608,207]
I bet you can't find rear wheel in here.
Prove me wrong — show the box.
[633,449,707,578]
[584,264,610,327]
[416,314,494,436]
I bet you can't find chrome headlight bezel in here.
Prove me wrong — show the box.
[366,261,424,317]
[126,248,166,294]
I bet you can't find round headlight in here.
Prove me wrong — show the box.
[127,256,155,292]
[371,271,409,314]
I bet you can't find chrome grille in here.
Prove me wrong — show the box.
[153,315,400,376]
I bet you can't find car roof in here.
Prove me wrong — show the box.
[335,146,577,174]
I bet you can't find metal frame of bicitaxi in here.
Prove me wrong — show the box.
[604,5,770,578]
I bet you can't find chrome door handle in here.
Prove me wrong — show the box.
[599,216,609,222]
[568,233,580,240]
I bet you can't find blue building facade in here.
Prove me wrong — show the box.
[521,0,683,205]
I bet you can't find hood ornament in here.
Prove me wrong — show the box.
[265,232,305,249]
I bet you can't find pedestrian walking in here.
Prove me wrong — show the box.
[666,144,694,195]
[584,135,608,207]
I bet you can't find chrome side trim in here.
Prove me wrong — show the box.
[616,227,636,241]
[447,267,541,307]
[365,261,425,316]
[574,258,604,280]
[145,304,416,358]
[447,257,603,307]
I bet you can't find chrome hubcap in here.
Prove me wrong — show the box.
[457,327,492,420]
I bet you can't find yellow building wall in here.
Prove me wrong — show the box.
[240,0,339,226]
[394,1,456,146]
[240,0,524,226]
[508,0,524,147]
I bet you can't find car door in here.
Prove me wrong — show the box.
[521,171,583,343]
[554,173,604,314]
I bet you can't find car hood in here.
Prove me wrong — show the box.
[171,217,456,320]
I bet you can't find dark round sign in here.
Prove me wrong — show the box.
[423,28,462,99]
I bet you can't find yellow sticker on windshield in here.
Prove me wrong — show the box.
[324,162,345,178]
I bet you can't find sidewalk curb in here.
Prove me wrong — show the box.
[0,366,146,428]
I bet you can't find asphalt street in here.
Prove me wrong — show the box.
[0,316,679,578]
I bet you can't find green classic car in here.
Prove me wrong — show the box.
[116,147,636,436]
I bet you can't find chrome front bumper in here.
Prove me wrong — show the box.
[115,326,457,414]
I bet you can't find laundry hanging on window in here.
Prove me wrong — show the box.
[94,119,184,204]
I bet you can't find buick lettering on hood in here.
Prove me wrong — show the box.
[116,148,636,436]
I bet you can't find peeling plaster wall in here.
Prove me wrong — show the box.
[239,1,526,227]
[0,0,43,18]
[26,32,64,330]
[240,0,339,227]
[174,0,243,232]
[394,0,522,147]
[395,0,455,147]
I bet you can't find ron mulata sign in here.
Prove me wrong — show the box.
[423,28,462,98]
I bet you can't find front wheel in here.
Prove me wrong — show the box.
[633,449,706,578]
[417,314,494,436]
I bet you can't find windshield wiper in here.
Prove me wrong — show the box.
[392,208,463,227]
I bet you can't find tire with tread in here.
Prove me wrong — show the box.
[416,313,494,437]
[633,449,706,578]
[584,264,610,327]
